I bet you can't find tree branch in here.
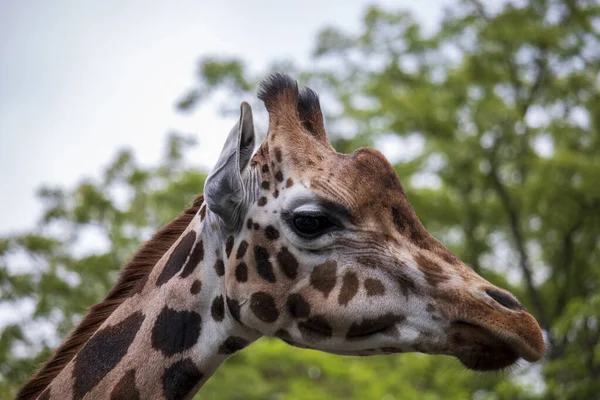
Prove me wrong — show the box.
[553,218,583,321]
[519,53,548,117]
[462,186,483,275]
[487,145,553,345]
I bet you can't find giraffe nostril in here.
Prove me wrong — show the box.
[485,288,526,312]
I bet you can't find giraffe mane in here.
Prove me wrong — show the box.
[17,195,204,400]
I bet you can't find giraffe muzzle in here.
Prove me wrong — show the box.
[440,286,545,370]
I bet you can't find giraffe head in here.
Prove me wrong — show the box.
[204,73,545,371]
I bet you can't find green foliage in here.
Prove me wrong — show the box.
[204,339,491,400]
[2,0,599,398]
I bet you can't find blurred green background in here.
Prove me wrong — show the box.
[2,0,600,399]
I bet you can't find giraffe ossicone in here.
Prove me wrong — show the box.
[20,73,545,400]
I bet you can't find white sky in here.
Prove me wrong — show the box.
[0,0,451,235]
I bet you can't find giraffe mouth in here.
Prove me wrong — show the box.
[448,321,522,371]
[346,313,405,340]
[297,318,398,341]
[346,322,397,340]
[439,287,545,371]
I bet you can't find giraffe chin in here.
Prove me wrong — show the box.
[448,322,521,371]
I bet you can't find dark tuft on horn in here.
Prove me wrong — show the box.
[257,72,299,112]
[297,86,320,115]
[297,86,325,137]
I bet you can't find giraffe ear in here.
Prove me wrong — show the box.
[204,101,255,230]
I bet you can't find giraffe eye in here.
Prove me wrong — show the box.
[291,213,334,238]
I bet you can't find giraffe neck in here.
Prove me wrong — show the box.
[41,203,260,400]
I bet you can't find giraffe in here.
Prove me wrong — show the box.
[19,73,545,400]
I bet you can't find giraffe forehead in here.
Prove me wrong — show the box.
[254,140,413,228]
[300,149,411,218]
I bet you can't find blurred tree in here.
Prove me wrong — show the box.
[2,0,599,399]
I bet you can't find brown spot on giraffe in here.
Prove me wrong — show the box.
[264,225,280,240]
[310,260,337,298]
[156,231,196,286]
[190,280,202,295]
[211,296,225,322]
[338,271,359,306]
[236,240,249,259]
[72,312,145,400]
[286,293,311,318]
[161,359,203,400]
[276,247,299,279]
[355,256,417,297]
[226,297,242,323]
[250,292,279,323]
[235,262,248,282]
[364,278,385,296]
[151,307,202,356]
[254,245,276,283]
[218,336,249,354]
[110,369,140,400]
[257,196,268,206]
[180,240,203,279]
[214,259,225,277]
[225,236,234,258]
